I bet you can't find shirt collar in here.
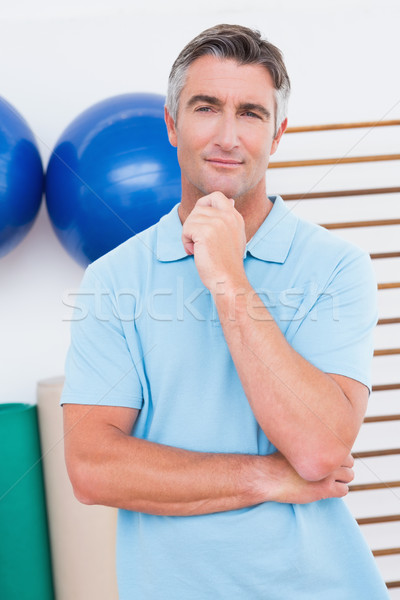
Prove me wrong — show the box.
[156,196,298,264]
[156,203,187,262]
[246,195,298,263]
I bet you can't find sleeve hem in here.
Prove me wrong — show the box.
[319,366,371,392]
[60,393,143,409]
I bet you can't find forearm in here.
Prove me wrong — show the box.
[68,425,273,516]
[65,406,353,515]
[213,280,360,480]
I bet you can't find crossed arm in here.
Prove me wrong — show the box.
[64,192,367,515]
[63,404,355,516]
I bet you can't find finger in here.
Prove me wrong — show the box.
[187,206,222,220]
[182,206,233,247]
[183,240,194,255]
[195,192,233,210]
[334,466,354,484]
[342,454,354,468]
[333,482,350,498]
[182,215,216,253]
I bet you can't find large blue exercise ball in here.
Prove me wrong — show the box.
[45,93,181,267]
[0,98,43,258]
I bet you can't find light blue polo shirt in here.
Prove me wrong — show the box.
[62,196,388,599]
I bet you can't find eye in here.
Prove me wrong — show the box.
[195,106,213,113]
[243,111,260,119]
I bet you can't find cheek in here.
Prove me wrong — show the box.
[260,136,275,163]
[176,142,199,174]
[176,146,188,172]
[243,129,271,155]
[191,118,217,144]
[178,125,207,153]
[180,138,210,170]
[250,138,271,166]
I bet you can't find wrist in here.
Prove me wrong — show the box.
[211,275,252,325]
[237,453,285,505]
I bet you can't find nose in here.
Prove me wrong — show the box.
[214,112,239,152]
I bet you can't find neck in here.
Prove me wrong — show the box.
[236,194,273,241]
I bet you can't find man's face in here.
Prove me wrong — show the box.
[165,55,286,205]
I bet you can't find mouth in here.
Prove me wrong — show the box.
[206,158,243,168]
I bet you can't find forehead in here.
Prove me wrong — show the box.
[181,55,275,105]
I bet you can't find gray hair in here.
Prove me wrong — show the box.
[166,24,291,136]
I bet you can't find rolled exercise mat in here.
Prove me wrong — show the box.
[0,403,55,600]
[37,377,118,600]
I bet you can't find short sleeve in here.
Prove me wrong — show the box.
[288,248,378,391]
[61,266,143,409]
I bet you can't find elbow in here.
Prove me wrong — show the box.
[65,457,98,505]
[296,461,332,482]
[294,447,350,482]
[73,483,96,506]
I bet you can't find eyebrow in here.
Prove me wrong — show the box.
[186,95,222,109]
[240,103,271,121]
[186,95,271,120]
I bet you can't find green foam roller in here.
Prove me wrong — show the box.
[0,403,54,599]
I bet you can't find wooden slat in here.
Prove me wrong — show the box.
[270,154,400,169]
[286,120,400,133]
[322,218,400,229]
[371,252,400,259]
[378,282,400,290]
[283,120,400,575]
[372,547,400,557]
[364,414,400,423]
[387,581,400,589]
[378,317,400,325]
[353,448,400,459]
[374,348,400,356]
[373,384,400,392]
[282,186,400,201]
[349,481,400,491]
[357,514,400,525]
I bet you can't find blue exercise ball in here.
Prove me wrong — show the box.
[0,97,43,258]
[45,93,181,267]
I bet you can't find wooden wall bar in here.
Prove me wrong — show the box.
[286,120,400,133]
[275,119,400,590]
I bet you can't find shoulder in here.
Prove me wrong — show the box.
[290,211,372,281]
[294,212,364,259]
[87,221,159,287]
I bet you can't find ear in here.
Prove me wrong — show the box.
[164,106,178,148]
[270,117,288,156]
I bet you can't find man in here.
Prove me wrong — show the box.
[62,24,389,599]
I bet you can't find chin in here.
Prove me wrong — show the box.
[186,172,246,200]
[202,182,242,199]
